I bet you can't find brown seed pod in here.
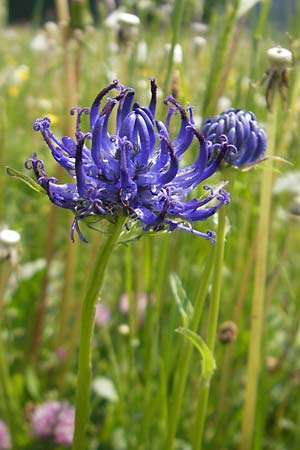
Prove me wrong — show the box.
[218,320,238,344]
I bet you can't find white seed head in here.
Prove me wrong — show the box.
[0,229,21,246]
[105,10,140,29]
[267,47,293,66]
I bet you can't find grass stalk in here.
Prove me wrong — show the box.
[164,248,215,450]
[201,0,241,117]
[239,104,277,450]
[192,204,227,450]
[163,0,185,96]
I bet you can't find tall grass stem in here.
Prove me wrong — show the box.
[192,203,227,450]
[240,103,277,450]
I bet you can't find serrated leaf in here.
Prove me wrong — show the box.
[6,167,46,194]
[176,327,216,384]
[170,273,193,327]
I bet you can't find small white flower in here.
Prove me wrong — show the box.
[273,171,300,195]
[192,36,207,51]
[118,323,130,335]
[30,32,49,52]
[137,41,148,63]
[164,43,183,64]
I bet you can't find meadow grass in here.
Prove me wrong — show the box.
[1,2,300,449]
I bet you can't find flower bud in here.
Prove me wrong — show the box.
[218,320,238,344]
[201,109,267,167]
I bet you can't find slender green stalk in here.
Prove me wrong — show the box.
[29,203,58,361]
[126,245,136,342]
[164,248,215,450]
[163,0,185,96]
[0,308,19,447]
[72,217,125,450]
[239,105,277,450]
[192,204,227,450]
[140,233,170,443]
[217,236,256,416]
[202,0,241,117]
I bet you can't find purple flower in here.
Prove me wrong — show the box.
[54,403,75,447]
[26,79,231,242]
[95,302,111,326]
[31,401,61,438]
[0,420,11,450]
[201,109,267,167]
[31,400,74,447]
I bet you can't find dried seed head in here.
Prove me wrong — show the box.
[218,320,238,344]
[0,228,21,246]
[267,47,293,66]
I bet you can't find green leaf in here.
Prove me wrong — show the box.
[175,327,216,384]
[170,273,193,327]
[25,366,40,399]
[6,167,46,194]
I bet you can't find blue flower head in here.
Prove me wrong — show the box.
[201,108,267,167]
[26,80,231,242]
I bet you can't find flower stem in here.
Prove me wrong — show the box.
[163,0,185,96]
[164,248,215,450]
[192,204,227,450]
[239,104,277,450]
[72,217,125,450]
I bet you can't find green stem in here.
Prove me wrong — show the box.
[0,315,19,448]
[140,233,170,444]
[164,249,215,450]
[72,217,125,450]
[202,0,241,117]
[192,205,227,450]
[29,203,58,362]
[163,0,185,96]
[239,105,277,450]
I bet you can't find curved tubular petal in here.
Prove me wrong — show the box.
[25,153,47,180]
[170,132,208,191]
[134,113,155,166]
[151,120,170,168]
[70,107,90,136]
[155,136,178,186]
[119,139,138,201]
[119,111,137,141]
[75,137,88,197]
[164,220,216,242]
[133,201,168,227]
[250,129,267,163]
[201,139,233,181]
[164,95,194,158]
[149,78,157,116]
[135,108,156,156]
[91,114,119,180]
[90,80,121,130]
[70,216,88,243]
[62,136,77,157]
[116,88,135,133]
